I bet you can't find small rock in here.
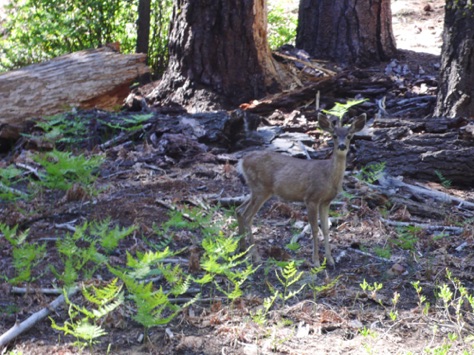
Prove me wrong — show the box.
[388,263,405,276]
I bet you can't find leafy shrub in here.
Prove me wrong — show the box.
[0,0,136,70]
[267,1,298,49]
[0,0,172,75]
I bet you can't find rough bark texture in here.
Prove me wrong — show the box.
[0,47,149,128]
[296,0,397,66]
[355,117,474,186]
[434,0,474,118]
[149,0,287,110]
[136,0,151,56]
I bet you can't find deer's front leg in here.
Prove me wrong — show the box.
[319,204,335,267]
[306,202,321,266]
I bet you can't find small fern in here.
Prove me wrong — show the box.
[90,219,137,253]
[274,261,305,306]
[108,245,197,340]
[435,170,452,189]
[0,165,29,201]
[308,260,341,302]
[51,221,132,287]
[199,231,259,303]
[356,162,386,184]
[99,113,153,132]
[50,279,123,352]
[33,149,103,191]
[1,224,46,284]
[323,98,368,119]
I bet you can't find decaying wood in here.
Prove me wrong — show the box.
[377,174,474,211]
[355,116,474,186]
[0,47,149,129]
[241,76,337,114]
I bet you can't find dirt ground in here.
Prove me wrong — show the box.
[3,1,474,355]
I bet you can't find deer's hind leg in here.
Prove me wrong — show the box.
[236,191,271,261]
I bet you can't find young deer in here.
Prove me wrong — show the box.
[236,113,366,266]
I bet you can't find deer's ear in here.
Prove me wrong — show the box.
[318,113,334,132]
[350,113,366,133]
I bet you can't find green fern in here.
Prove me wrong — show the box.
[90,219,137,253]
[199,231,258,303]
[28,113,89,145]
[108,246,195,338]
[274,261,306,306]
[33,149,103,191]
[0,166,29,201]
[356,162,386,184]
[112,269,197,339]
[1,224,46,284]
[50,280,123,352]
[123,248,175,279]
[435,170,452,189]
[393,225,422,251]
[322,98,368,119]
[99,113,153,132]
[51,221,130,287]
[308,260,341,301]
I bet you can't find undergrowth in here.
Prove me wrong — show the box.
[2,203,473,353]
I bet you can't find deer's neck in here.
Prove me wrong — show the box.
[330,152,348,191]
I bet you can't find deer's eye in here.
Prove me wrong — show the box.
[332,134,337,139]
[347,135,353,140]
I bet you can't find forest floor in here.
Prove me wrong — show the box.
[3,1,474,355]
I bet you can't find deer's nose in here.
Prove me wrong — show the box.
[338,143,347,151]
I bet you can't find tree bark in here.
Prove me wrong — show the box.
[149,0,288,110]
[434,0,474,118]
[296,0,396,66]
[136,0,151,57]
[0,47,149,128]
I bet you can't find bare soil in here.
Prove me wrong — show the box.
[3,1,474,355]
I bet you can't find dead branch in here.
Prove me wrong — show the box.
[380,218,465,234]
[10,287,64,295]
[378,174,474,211]
[0,287,79,348]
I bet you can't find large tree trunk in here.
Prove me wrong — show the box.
[149,0,288,110]
[296,0,396,66]
[0,47,149,129]
[136,0,151,57]
[434,0,474,118]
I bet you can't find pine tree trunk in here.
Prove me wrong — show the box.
[434,0,474,118]
[149,0,286,110]
[296,0,396,66]
[136,0,151,57]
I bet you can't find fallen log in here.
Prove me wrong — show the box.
[0,46,149,130]
[355,116,474,186]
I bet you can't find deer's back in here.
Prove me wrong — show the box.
[239,151,335,202]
